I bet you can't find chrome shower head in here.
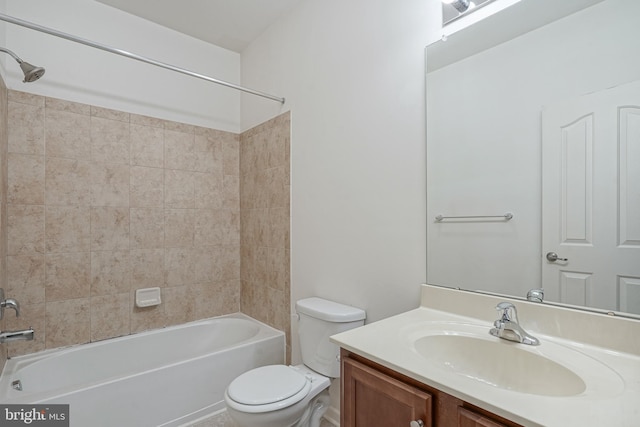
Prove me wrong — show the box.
[0,46,45,83]
[19,61,45,82]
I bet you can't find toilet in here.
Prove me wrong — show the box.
[224,297,366,427]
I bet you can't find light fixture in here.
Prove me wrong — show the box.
[442,0,471,13]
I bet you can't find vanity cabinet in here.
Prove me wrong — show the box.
[341,350,523,427]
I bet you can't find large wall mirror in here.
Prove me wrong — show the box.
[426,0,640,317]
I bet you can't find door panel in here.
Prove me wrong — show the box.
[542,80,640,314]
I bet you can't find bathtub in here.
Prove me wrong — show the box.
[0,313,284,427]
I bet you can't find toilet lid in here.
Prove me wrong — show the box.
[227,365,309,406]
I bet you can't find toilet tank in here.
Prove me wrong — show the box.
[296,297,366,378]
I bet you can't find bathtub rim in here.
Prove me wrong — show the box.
[0,312,286,404]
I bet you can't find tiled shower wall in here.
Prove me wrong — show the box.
[0,76,8,370]
[239,112,291,359]
[1,90,290,360]
[5,89,242,357]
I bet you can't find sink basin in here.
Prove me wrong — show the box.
[403,321,624,398]
[414,334,585,396]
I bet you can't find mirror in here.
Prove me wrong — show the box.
[426,0,640,316]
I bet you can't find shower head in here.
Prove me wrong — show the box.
[0,46,45,83]
[19,61,45,82]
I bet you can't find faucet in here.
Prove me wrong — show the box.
[526,288,544,303]
[0,328,34,344]
[489,302,539,346]
[0,288,20,319]
[0,288,35,344]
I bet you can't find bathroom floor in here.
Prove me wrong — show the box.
[185,410,335,427]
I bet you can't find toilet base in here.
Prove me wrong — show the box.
[225,365,331,427]
[294,389,330,427]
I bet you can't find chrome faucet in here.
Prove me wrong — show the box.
[0,288,20,319]
[526,288,544,303]
[0,328,34,343]
[0,289,35,343]
[489,302,539,346]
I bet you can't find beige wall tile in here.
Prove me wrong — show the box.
[46,97,90,115]
[45,109,91,160]
[219,209,240,246]
[7,255,45,305]
[8,90,44,107]
[131,301,165,333]
[164,120,195,134]
[165,247,196,286]
[194,280,240,319]
[91,163,130,207]
[266,167,287,208]
[91,207,130,251]
[239,112,291,350]
[194,172,223,209]
[90,293,130,341]
[8,204,45,255]
[130,208,164,249]
[192,246,214,284]
[45,205,91,253]
[131,124,163,168]
[165,169,194,208]
[130,248,164,289]
[212,245,240,281]
[91,106,130,122]
[45,157,91,206]
[2,96,287,359]
[268,207,289,248]
[194,209,217,247]
[45,298,91,348]
[8,101,45,155]
[194,133,223,174]
[7,153,45,204]
[130,113,164,129]
[91,250,130,296]
[163,285,196,326]
[165,129,196,170]
[6,302,45,357]
[45,252,91,301]
[165,209,194,248]
[223,136,240,176]
[1,81,6,366]
[223,175,239,210]
[91,116,130,164]
[130,166,163,208]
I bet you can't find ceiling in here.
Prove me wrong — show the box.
[95,0,302,52]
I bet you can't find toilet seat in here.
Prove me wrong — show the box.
[225,365,312,414]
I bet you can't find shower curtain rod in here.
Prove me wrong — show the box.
[0,13,285,104]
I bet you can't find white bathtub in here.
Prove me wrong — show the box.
[0,313,284,427]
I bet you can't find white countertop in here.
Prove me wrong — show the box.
[330,285,640,427]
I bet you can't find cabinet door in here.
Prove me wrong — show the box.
[342,357,432,427]
[458,407,509,427]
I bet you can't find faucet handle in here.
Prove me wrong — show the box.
[1,298,20,317]
[495,302,517,322]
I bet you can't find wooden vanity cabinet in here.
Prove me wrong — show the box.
[341,350,523,427]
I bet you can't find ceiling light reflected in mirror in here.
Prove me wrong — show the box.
[442,0,523,27]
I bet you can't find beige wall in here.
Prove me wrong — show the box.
[239,112,291,360]
[2,89,290,361]
[0,74,7,370]
[4,90,243,357]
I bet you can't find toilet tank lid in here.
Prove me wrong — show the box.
[296,297,366,322]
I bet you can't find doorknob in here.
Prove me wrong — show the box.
[410,421,424,427]
[546,252,568,262]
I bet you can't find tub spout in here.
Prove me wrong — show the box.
[0,327,34,344]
